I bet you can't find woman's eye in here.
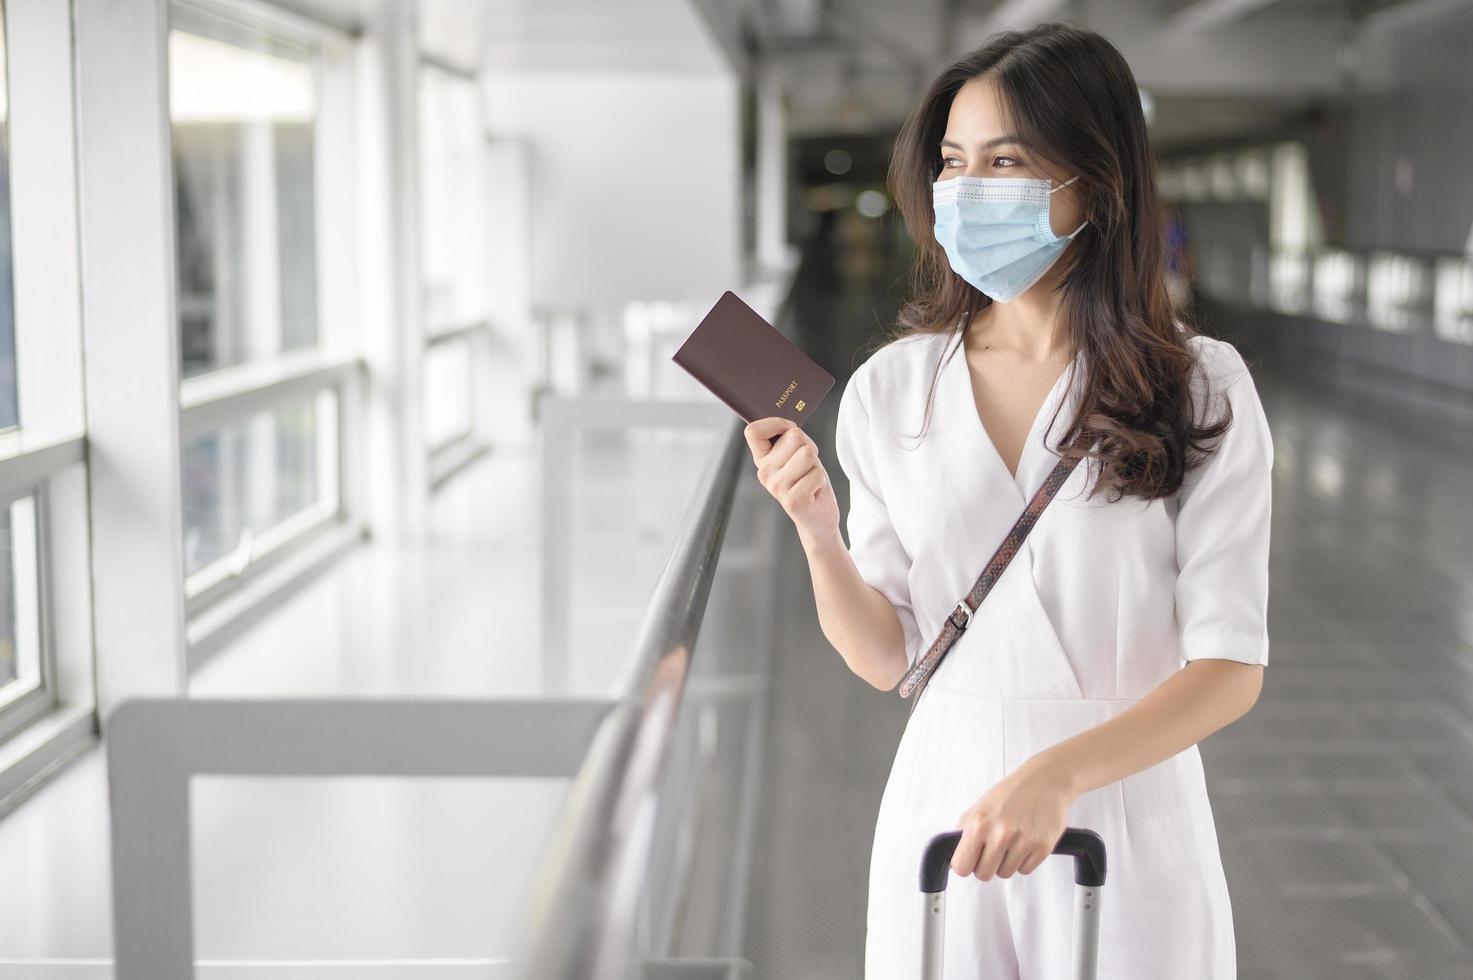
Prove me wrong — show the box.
[940,154,1018,170]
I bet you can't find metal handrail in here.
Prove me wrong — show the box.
[507,414,749,980]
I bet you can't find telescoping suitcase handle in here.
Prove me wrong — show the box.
[918,827,1107,980]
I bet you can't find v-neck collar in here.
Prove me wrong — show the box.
[945,328,1084,504]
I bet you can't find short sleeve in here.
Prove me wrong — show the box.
[832,368,926,667]
[1174,341,1274,667]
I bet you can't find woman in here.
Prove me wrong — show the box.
[742,21,1272,980]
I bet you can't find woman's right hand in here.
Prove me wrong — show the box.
[743,417,841,546]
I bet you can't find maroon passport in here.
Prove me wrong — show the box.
[671,290,835,427]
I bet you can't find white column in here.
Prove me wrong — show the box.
[314,35,362,521]
[483,136,534,447]
[73,0,189,719]
[755,64,793,271]
[240,117,281,554]
[356,0,429,540]
[240,117,283,362]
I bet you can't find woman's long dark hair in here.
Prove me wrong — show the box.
[881,21,1232,502]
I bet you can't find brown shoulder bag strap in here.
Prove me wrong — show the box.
[898,454,1082,711]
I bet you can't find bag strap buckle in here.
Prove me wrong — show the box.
[948,601,973,631]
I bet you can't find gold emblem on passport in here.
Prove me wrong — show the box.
[795,399,806,411]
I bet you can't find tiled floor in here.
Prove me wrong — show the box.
[740,236,1473,977]
[1203,350,1473,980]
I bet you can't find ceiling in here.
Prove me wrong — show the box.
[281,0,1472,152]
[698,0,1471,150]
[285,0,727,73]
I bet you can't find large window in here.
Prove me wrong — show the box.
[418,64,493,482]
[0,10,13,433]
[0,8,23,715]
[169,2,361,622]
[0,0,95,795]
[423,336,472,451]
[419,65,491,332]
[182,389,337,582]
[171,24,318,378]
[1165,139,1473,345]
[0,5,41,736]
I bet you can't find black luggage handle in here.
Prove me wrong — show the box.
[919,827,1107,893]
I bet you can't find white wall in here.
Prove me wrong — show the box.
[481,69,743,312]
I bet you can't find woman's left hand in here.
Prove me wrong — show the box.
[951,755,1079,881]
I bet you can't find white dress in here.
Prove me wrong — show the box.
[833,325,1273,979]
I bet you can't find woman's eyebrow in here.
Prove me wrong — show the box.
[940,135,1024,150]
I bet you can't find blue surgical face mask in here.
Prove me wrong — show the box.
[931,174,1088,302]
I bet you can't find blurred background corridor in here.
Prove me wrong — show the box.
[0,0,1472,978]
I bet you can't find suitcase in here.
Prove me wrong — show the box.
[918,826,1107,980]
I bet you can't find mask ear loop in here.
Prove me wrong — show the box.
[1047,175,1089,238]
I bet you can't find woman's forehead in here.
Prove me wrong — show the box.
[944,77,1012,143]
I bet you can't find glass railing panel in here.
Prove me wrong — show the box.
[1311,248,1360,325]
[1433,257,1473,345]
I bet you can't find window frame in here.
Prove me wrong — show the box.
[166,0,369,651]
[178,350,361,615]
[0,0,99,812]
[0,484,52,743]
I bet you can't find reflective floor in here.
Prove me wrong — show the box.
[1205,349,1473,980]
[740,238,1473,978]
